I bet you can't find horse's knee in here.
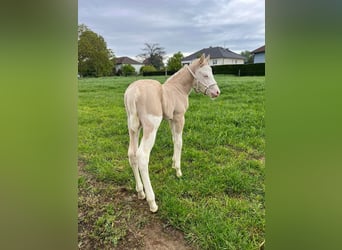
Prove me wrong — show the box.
[136,149,148,171]
[128,150,134,160]
[128,150,137,166]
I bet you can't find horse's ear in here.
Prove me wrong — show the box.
[199,53,205,64]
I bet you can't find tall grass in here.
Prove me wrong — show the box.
[78,75,265,249]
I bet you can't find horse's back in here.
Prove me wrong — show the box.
[124,79,163,118]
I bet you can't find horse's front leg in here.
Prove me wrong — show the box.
[169,115,184,177]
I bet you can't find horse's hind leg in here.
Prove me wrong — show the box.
[128,128,145,199]
[137,115,162,212]
[169,115,185,177]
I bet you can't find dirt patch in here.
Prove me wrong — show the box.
[116,213,193,250]
[141,223,191,250]
[78,160,194,250]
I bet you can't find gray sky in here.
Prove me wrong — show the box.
[78,0,264,60]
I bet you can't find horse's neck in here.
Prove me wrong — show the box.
[161,65,196,119]
[163,66,194,95]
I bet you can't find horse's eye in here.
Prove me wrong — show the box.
[204,75,208,78]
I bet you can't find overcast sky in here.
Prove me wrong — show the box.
[78,0,264,60]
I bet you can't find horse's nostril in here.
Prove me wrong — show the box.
[212,91,219,97]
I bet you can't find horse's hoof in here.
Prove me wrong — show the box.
[150,205,158,213]
[176,170,182,178]
[138,191,146,200]
[148,201,158,213]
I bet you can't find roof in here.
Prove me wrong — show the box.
[116,56,142,65]
[182,46,246,61]
[251,45,265,54]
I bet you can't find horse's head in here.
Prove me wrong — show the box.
[190,54,221,99]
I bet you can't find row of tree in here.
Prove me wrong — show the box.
[78,24,253,77]
[78,24,114,77]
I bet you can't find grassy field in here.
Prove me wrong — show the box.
[78,74,265,249]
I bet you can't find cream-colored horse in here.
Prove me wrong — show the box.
[124,54,220,212]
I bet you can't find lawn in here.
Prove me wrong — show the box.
[78,74,265,249]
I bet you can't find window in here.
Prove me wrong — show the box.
[212,59,217,65]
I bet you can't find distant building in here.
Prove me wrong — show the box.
[251,45,265,63]
[115,56,143,74]
[181,46,246,66]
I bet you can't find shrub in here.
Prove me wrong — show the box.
[140,65,157,74]
[121,64,136,76]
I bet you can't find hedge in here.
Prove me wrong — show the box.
[142,63,265,77]
[212,63,265,76]
[142,70,176,76]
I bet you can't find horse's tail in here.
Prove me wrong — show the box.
[124,87,140,133]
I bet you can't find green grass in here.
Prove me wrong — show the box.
[78,74,265,249]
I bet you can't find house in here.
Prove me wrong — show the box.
[181,46,246,66]
[115,56,143,74]
[251,45,265,63]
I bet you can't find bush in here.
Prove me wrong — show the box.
[121,64,136,76]
[140,65,157,74]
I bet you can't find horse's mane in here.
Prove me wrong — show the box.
[164,58,200,84]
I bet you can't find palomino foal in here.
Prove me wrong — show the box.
[124,54,220,212]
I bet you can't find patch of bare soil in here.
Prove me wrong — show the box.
[140,223,192,250]
[78,160,194,250]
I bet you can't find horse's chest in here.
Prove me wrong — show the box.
[162,95,188,120]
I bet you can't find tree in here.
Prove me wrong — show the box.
[111,57,116,75]
[240,50,253,64]
[138,43,166,70]
[167,52,184,71]
[78,24,114,77]
[78,24,89,39]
